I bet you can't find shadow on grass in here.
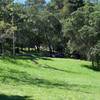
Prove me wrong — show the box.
[82,64,100,72]
[0,56,94,94]
[0,55,53,66]
[0,68,92,94]
[15,54,53,61]
[0,56,54,70]
[39,64,83,75]
[0,94,31,100]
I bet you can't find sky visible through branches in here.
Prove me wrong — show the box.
[14,0,51,4]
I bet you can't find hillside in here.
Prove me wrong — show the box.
[0,57,100,100]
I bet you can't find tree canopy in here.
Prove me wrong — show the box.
[0,0,100,69]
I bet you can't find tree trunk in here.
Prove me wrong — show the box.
[0,43,2,55]
[1,42,4,55]
[45,33,53,55]
[13,32,15,56]
[36,45,40,53]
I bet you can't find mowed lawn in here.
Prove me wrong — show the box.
[0,56,100,100]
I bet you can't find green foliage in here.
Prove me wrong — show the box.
[91,41,100,70]
[0,0,99,68]
[63,3,100,61]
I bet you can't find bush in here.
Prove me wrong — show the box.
[91,41,100,70]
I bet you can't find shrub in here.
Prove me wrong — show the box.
[91,41,100,70]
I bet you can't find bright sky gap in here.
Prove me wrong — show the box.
[14,0,51,4]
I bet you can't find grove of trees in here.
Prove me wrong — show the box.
[0,0,100,69]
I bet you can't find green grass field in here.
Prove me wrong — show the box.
[0,56,100,100]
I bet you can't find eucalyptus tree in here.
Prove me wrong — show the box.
[47,0,84,18]
[18,0,47,52]
[0,0,17,55]
[42,12,62,54]
[63,3,100,60]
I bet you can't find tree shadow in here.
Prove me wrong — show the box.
[28,78,92,94]
[38,64,82,75]
[82,64,100,72]
[0,68,92,94]
[0,57,94,94]
[0,55,53,69]
[0,55,53,66]
[15,54,53,61]
[0,94,32,100]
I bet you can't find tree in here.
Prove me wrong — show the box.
[63,3,100,59]
[0,0,17,55]
[42,13,62,54]
[91,41,100,70]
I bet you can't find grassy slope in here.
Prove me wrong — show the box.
[0,56,100,100]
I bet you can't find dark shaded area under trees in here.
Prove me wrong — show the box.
[0,94,31,100]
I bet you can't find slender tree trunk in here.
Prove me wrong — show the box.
[11,6,15,56]
[13,32,15,56]
[0,43,1,55]
[45,33,53,55]
[36,45,40,53]
[28,47,31,52]
[1,42,4,55]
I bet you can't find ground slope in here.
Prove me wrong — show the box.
[0,57,100,100]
